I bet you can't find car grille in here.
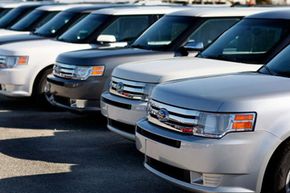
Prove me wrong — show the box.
[53,62,76,79]
[109,77,146,100]
[0,56,6,68]
[148,99,200,134]
[136,126,181,148]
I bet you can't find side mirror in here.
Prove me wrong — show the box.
[184,41,204,51]
[175,41,204,57]
[97,34,117,43]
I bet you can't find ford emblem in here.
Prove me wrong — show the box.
[157,108,169,122]
[115,82,124,93]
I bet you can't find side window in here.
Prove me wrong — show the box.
[187,18,240,48]
[35,12,58,29]
[100,15,150,43]
[147,22,188,46]
[223,26,283,54]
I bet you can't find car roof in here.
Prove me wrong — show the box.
[247,9,290,19]
[0,2,52,9]
[5,2,56,10]
[35,4,95,12]
[91,5,191,15]
[63,4,132,13]
[169,7,281,17]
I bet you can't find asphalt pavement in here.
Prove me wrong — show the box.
[0,96,190,193]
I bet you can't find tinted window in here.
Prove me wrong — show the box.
[34,11,58,29]
[0,8,11,19]
[200,19,289,64]
[34,12,84,38]
[10,10,58,31]
[0,7,34,28]
[261,45,290,77]
[132,16,196,51]
[58,14,109,43]
[187,18,240,48]
[99,15,150,43]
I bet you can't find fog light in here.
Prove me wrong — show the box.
[190,171,203,185]
[70,99,86,108]
[202,173,222,187]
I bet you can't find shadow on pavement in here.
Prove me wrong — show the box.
[0,94,189,193]
[0,131,189,193]
[0,96,53,111]
[0,96,106,130]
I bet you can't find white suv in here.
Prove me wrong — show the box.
[101,8,290,140]
[0,6,185,101]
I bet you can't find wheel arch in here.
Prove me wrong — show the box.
[31,64,54,96]
[259,135,290,193]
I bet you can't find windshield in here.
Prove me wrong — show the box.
[261,45,290,77]
[58,14,110,43]
[0,7,34,28]
[34,11,85,38]
[0,8,11,19]
[58,14,151,44]
[9,10,58,31]
[200,19,290,64]
[132,16,197,51]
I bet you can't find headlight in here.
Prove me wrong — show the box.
[74,66,105,80]
[149,99,256,138]
[53,63,105,80]
[74,66,92,80]
[0,56,29,68]
[193,112,256,138]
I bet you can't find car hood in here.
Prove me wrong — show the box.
[0,34,45,45]
[151,73,290,112]
[113,57,261,83]
[0,39,95,55]
[56,48,160,65]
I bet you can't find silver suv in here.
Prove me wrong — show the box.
[102,8,290,140]
[136,42,290,193]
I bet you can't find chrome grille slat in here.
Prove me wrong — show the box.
[57,68,75,74]
[0,56,6,68]
[110,88,144,100]
[150,100,199,117]
[54,63,76,69]
[150,108,198,125]
[148,99,200,134]
[0,56,5,64]
[110,77,147,100]
[53,62,76,79]
[111,82,144,93]
[112,77,146,87]
[148,116,183,133]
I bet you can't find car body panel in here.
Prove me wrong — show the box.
[112,57,260,83]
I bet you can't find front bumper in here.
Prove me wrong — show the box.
[0,67,30,97]
[101,91,147,140]
[136,119,280,193]
[47,75,106,112]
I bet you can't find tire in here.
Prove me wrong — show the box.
[33,68,53,107]
[262,141,290,193]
